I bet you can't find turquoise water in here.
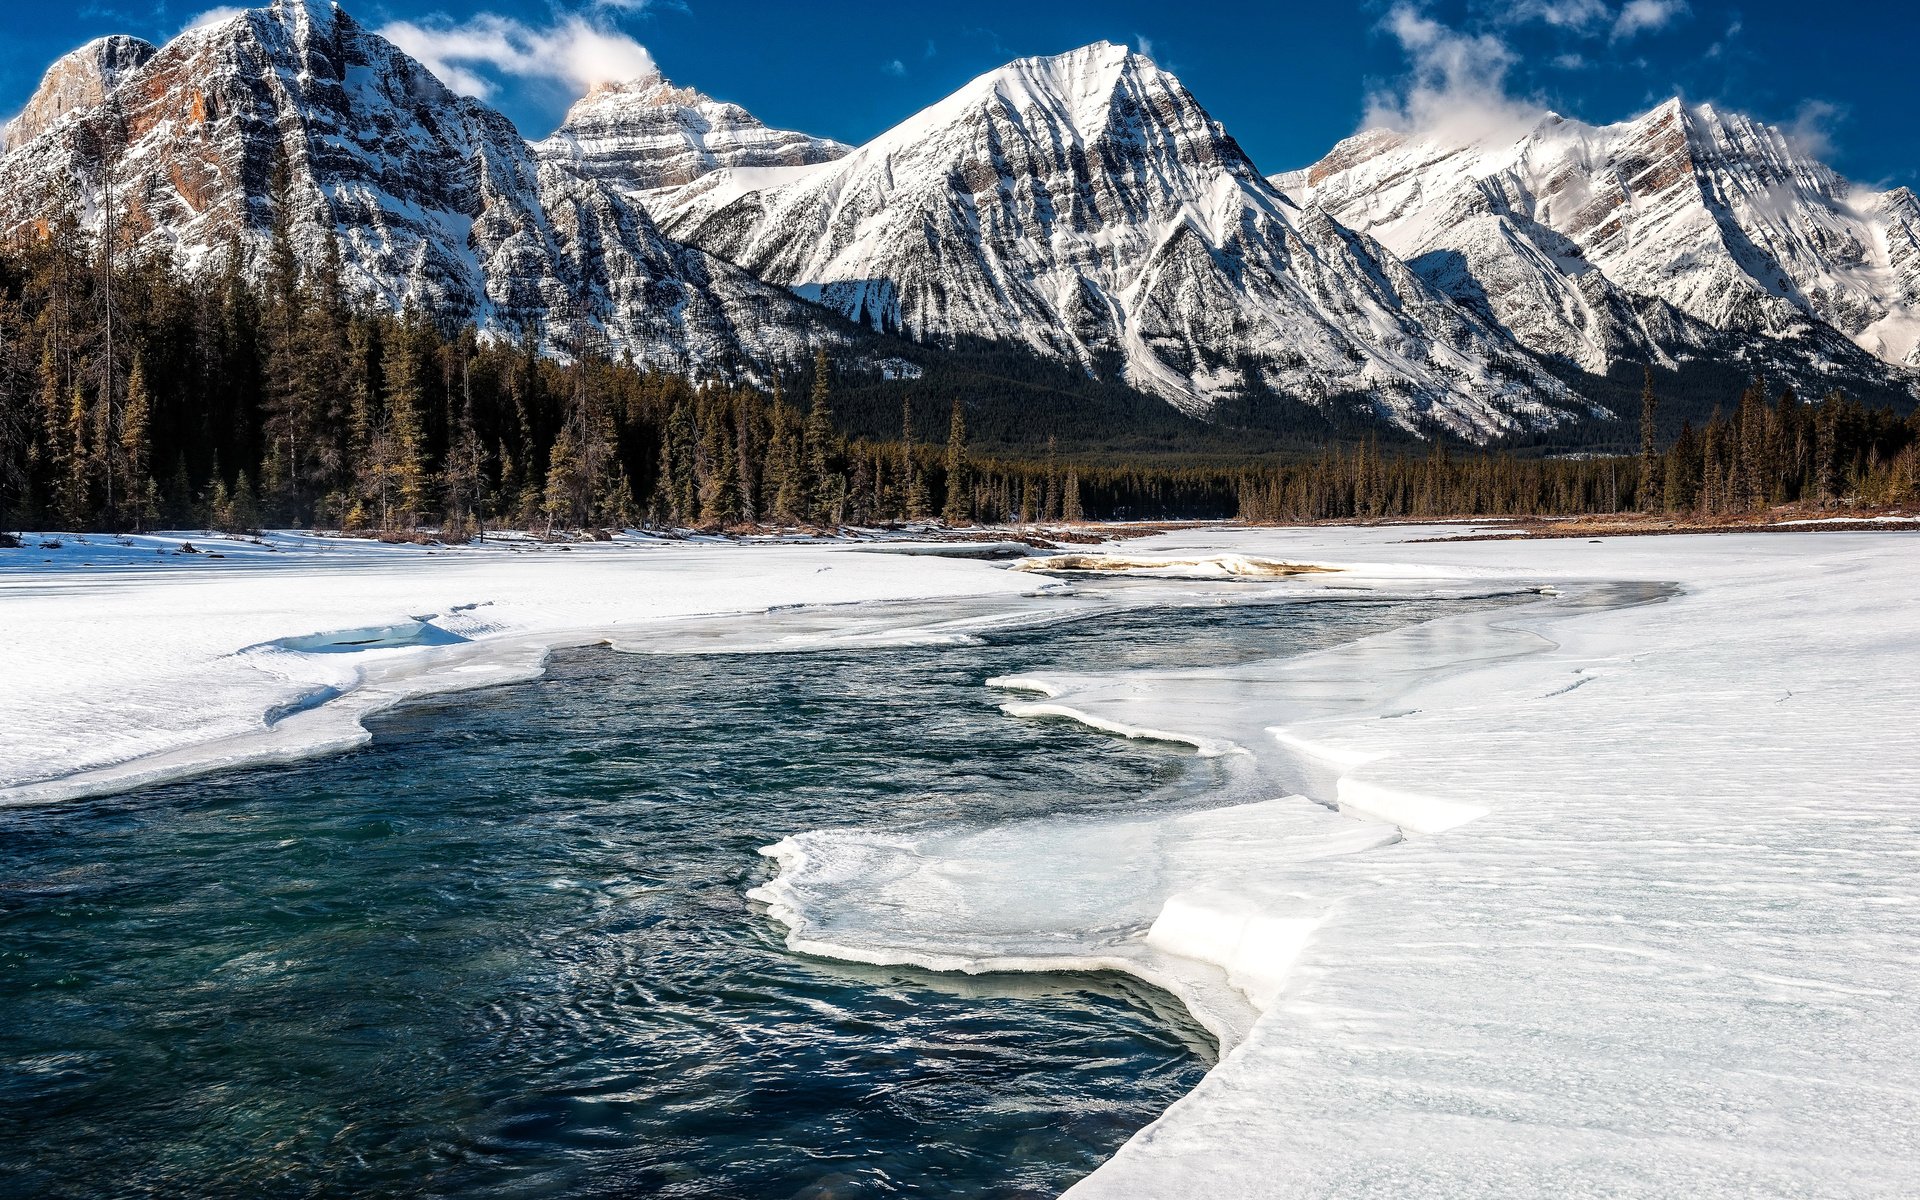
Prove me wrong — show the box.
[1,596,1484,1198]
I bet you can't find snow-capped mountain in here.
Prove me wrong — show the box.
[1278,101,1920,385]
[651,42,1582,438]
[3,3,1911,441]
[537,74,848,195]
[0,0,847,376]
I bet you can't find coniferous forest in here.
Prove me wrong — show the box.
[2,224,1916,537]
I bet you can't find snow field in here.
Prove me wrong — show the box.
[759,528,1920,1197]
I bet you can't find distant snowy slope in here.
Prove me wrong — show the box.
[537,73,849,195]
[655,43,1585,439]
[1281,101,1920,387]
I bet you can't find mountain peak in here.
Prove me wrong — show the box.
[957,40,1155,142]
[540,71,848,194]
[652,36,1572,436]
[1,34,156,153]
[583,69,669,98]
[1284,92,1920,383]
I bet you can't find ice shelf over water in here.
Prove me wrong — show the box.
[5,524,1919,1196]
[755,528,1920,1197]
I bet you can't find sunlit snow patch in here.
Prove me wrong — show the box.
[989,675,1247,757]
[1145,893,1320,1012]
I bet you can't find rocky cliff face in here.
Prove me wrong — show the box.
[0,0,848,377]
[652,43,1579,438]
[1281,101,1920,384]
[0,35,155,153]
[537,74,848,196]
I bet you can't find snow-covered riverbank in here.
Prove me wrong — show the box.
[0,530,1058,803]
[758,526,1920,1197]
[5,525,1916,1195]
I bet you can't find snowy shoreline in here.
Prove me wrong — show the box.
[748,527,1920,1197]
[0,530,1055,805]
[6,526,1918,1196]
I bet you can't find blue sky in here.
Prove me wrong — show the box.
[7,0,1916,186]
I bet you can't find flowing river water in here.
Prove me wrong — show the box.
[1,590,1510,1198]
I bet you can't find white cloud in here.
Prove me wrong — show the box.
[182,6,246,33]
[1136,35,1156,61]
[1612,0,1689,39]
[377,13,657,100]
[882,58,906,78]
[1500,0,1610,31]
[1364,5,1541,144]
[1553,52,1590,70]
[1783,99,1844,160]
[1705,16,1742,59]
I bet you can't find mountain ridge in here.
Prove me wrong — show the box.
[0,0,865,383]
[648,41,1585,439]
[1,2,1912,450]
[1276,99,1920,404]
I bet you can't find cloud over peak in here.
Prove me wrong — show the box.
[377,12,657,101]
[1365,4,1541,145]
[1365,0,1697,143]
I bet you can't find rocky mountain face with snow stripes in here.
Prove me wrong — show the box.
[1,0,1912,442]
[0,0,852,379]
[1278,101,1920,395]
[648,42,1580,438]
[537,76,849,195]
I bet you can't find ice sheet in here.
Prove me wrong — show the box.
[755,527,1920,1197]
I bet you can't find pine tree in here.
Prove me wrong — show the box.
[543,423,585,533]
[229,468,260,533]
[1639,366,1662,512]
[59,382,90,528]
[697,399,741,526]
[383,320,430,530]
[942,397,969,524]
[905,453,932,519]
[119,355,154,530]
[1735,378,1771,511]
[803,348,836,524]
[1062,469,1084,522]
[1665,420,1701,513]
[260,227,299,504]
[1044,435,1061,520]
[733,391,761,525]
[766,381,804,525]
[666,399,697,526]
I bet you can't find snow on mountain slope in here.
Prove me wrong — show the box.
[537,73,849,195]
[1282,102,1920,382]
[0,0,848,376]
[655,43,1583,439]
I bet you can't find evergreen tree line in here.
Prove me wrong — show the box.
[0,224,1236,534]
[1239,371,1920,522]
[4,221,1913,536]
